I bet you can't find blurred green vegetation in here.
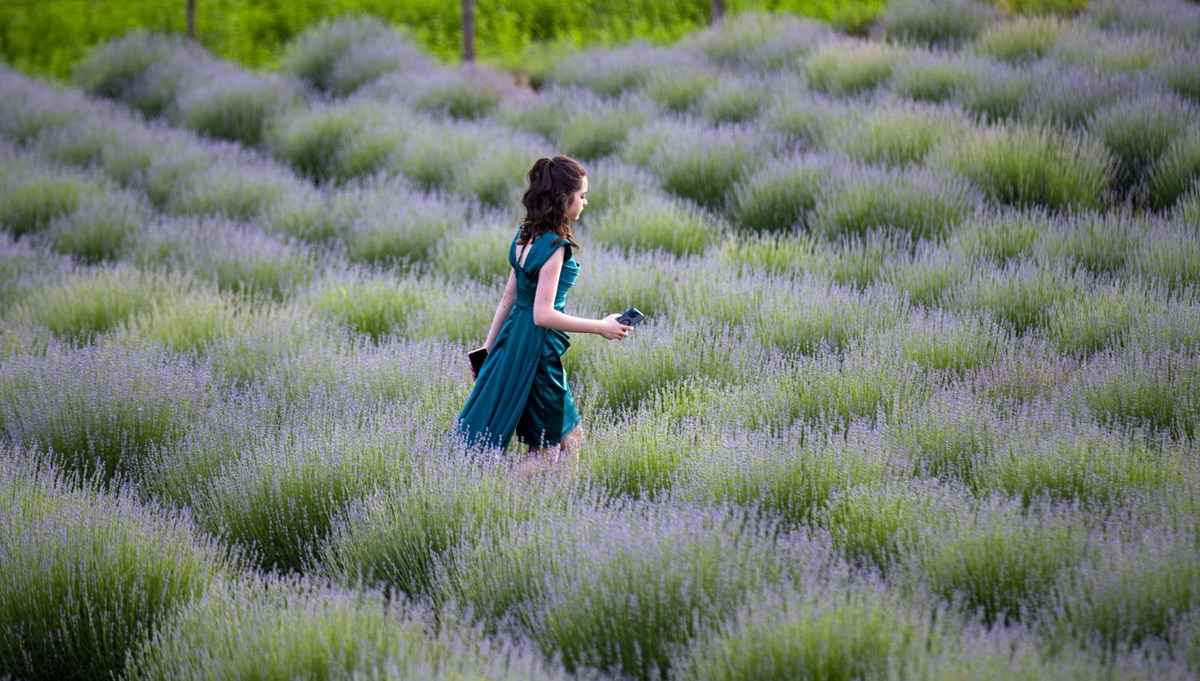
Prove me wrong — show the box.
[0,0,1084,81]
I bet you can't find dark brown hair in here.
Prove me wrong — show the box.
[518,155,584,248]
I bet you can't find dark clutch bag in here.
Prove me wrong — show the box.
[468,347,488,379]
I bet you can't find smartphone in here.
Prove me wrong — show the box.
[616,307,646,327]
[468,347,488,378]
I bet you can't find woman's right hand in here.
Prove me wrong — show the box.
[598,313,634,341]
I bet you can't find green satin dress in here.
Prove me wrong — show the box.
[455,229,581,451]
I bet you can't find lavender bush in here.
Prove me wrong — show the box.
[875,0,1002,49]
[0,451,226,680]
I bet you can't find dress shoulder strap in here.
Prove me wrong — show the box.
[522,233,571,273]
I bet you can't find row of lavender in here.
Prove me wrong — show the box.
[2,0,1200,678]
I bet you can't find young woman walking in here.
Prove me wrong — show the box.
[454,155,633,470]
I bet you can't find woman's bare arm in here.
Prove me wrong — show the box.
[482,271,517,350]
[532,248,630,340]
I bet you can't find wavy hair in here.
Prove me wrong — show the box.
[518,155,585,249]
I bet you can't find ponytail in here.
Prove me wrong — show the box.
[519,155,584,249]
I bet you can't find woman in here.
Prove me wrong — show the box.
[454,155,632,470]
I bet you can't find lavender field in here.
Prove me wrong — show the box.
[2,0,1200,678]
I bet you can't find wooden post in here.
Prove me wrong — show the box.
[461,0,476,64]
[186,0,196,40]
[712,0,725,26]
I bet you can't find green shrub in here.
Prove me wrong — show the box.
[824,479,958,571]
[314,273,429,342]
[1159,49,1200,102]
[890,51,990,104]
[675,585,929,681]
[557,94,655,161]
[368,68,511,120]
[1049,530,1200,650]
[876,0,1001,48]
[322,465,548,597]
[893,308,1002,372]
[0,341,218,480]
[952,58,1035,122]
[338,179,468,267]
[719,233,817,276]
[269,104,406,184]
[176,73,301,146]
[1089,94,1195,198]
[640,66,714,113]
[805,40,905,96]
[395,119,481,191]
[759,92,847,148]
[1049,28,1175,74]
[589,191,724,256]
[1149,128,1200,210]
[45,192,144,263]
[973,15,1074,64]
[731,153,840,234]
[0,173,103,237]
[683,424,892,526]
[431,220,515,285]
[446,504,794,679]
[1078,348,1198,438]
[163,157,300,221]
[13,265,178,342]
[572,321,755,412]
[978,421,1181,507]
[121,575,492,681]
[1036,210,1138,275]
[626,119,768,210]
[0,233,72,313]
[810,229,904,289]
[697,75,772,124]
[125,288,247,354]
[928,121,1114,211]
[403,279,496,344]
[279,16,400,94]
[881,243,969,308]
[890,388,1003,482]
[812,165,980,241]
[951,208,1045,263]
[0,453,224,681]
[188,410,418,571]
[955,260,1079,333]
[1136,219,1200,289]
[1045,283,1145,357]
[831,100,970,166]
[449,129,546,207]
[72,31,198,116]
[753,277,904,355]
[910,501,1085,623]
[569,246,681,321]
[495,87,574,140]
[581,409,722,500]
[133,217,316,301]
[683,12,835,71]
[712,345,925,431]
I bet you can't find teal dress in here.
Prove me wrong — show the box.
[455,230,581,451]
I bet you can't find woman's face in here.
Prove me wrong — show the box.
[565,175,588,222]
